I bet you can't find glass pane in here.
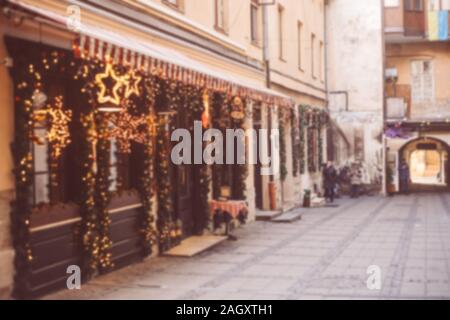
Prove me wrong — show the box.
[35,174,49,204]
[110,139,118,166]
[109,166,117,192]
[34,130,48,172]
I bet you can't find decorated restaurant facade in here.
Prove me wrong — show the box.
[0,0,329,299]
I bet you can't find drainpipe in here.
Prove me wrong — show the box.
[381,0,388,196]
[329,91,349,112]
[262,4,270,89]
[324,0,329,109]
[262,3,279,210]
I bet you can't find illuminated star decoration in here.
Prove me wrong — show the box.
[124,70,142,99]
[107,109,149,153]
[95,63,125,106]
[33,95,73,159]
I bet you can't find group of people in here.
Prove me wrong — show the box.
[322,161,364,203]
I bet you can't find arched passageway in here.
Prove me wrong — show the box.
[400,137,450,192]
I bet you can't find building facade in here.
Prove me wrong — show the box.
[325,0,385,192]
[0,0,328,298]
[384,0,450,193]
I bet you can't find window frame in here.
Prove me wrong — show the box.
[214,0,228,34]
[278,4,285,61]
[250,0,260,45]
[319,40,324,82]
[410,59,435,104]
[298,21,304,71]
[405,0,424,12]
[162,0,184,12]
[311,33,316,79]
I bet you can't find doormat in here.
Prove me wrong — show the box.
[163,235,228,257]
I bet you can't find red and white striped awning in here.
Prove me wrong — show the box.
[6,0,293,108]
[73,34,292,107]
[73,35,233,95]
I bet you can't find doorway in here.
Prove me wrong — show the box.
[400,137,450,192]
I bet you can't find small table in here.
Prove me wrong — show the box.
[209,200,248,241]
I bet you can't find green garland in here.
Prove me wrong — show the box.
[299,105,307,174]
[279,108,288,182]
[79,112,100,278]
[299,104,329,174]
[307,113,317,172]
[291,108,300,177]
[95,114,114,272]
[318,118,323,169]
[155,113,178,252]
[138,76,159,257]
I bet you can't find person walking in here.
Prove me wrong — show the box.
[323,161,337,203]
[350,162,363,198]
[399,159,410,195]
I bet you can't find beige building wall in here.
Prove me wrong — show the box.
[268,0,327,105]
[0,18,15,299]
[386,42,450,119]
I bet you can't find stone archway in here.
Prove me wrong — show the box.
[399,137,450,192]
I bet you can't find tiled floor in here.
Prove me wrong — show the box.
[44,193,450,300]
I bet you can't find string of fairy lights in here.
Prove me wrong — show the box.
[11,43,329,298]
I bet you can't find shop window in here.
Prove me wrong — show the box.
[32,129,50,205]
[109,139,141,193]
[31,83,74,206]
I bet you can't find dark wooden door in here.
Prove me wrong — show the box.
[253,106,263,209]
[176,164,195,238]
[172,107,195,239]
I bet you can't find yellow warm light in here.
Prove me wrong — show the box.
[95,63,125,107]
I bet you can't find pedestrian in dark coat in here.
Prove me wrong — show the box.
[399,159,410,194]
[350,162,363,198]
[323,161,337,203]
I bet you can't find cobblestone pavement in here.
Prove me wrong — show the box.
[44,193,450,300]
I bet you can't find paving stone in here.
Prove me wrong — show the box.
[42,194,450,300]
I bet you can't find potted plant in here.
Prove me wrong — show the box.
[303,189,311,208]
